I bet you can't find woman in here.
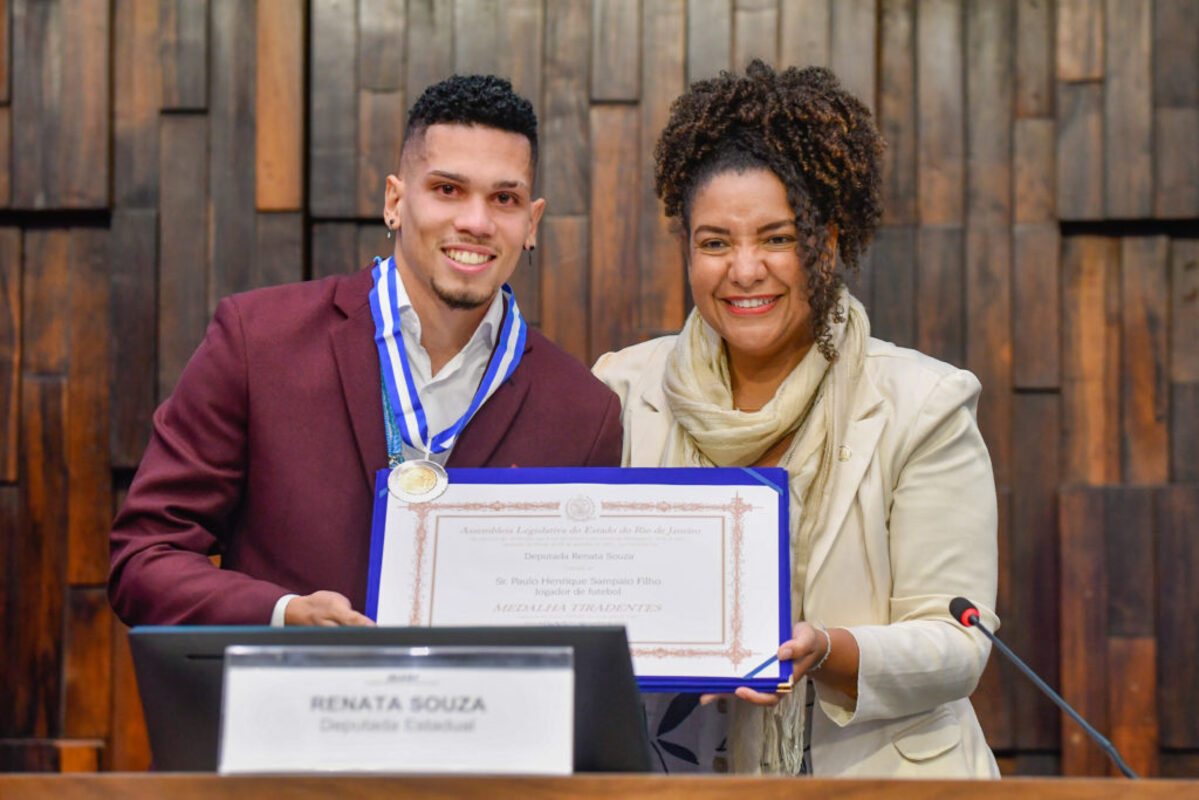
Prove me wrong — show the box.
[594,62,999,778]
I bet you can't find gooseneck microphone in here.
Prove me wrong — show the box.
[949,597,1139,779]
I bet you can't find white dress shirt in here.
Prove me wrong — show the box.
[272,280,505,626]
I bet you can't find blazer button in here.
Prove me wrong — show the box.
[837,445,852,462]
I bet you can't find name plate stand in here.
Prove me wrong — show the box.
[218,646,573,775]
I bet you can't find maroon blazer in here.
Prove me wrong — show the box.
[109,269,623,625]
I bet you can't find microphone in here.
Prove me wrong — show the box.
[949,597,1139,779]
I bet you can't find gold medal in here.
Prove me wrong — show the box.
[387,459,449,503]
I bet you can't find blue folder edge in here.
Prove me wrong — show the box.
[366,466,793,694]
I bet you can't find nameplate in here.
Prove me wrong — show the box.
[218,646,573,774]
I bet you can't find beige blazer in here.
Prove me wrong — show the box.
[594,335,1001,778]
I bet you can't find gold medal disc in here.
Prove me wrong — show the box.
[387,460,449,503]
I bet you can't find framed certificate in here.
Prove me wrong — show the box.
[366,467,792,694]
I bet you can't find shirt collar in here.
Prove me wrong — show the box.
[391,272,504,354]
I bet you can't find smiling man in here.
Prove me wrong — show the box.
[109,75,623,627]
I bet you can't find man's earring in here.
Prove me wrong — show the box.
[525,243,535,267]
[386,218,394,240]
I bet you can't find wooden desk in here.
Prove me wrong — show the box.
[0,774,1195,799]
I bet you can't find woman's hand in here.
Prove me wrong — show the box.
[699,622,833,707]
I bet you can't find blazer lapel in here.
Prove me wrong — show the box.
[329,271,387,492]
[805,370,887,587]
[446,338,533,467]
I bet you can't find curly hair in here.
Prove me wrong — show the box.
[654,61,883,361]
[404,74,538,170]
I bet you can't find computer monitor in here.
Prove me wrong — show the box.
[129,625,651,773]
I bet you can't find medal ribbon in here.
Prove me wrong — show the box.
[369,256,527,458]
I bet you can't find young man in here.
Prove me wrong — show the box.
[109,75,622,626]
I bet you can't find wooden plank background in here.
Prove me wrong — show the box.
[0,0,1196,778]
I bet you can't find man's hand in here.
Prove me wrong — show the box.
[284,590,375,627]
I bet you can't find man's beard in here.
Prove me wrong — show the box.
[431,278,491,311]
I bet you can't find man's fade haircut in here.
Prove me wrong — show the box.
[402,74,539,172]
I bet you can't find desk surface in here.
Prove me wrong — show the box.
[0,774,1196,799]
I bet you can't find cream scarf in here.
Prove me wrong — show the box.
[661,288,870,774]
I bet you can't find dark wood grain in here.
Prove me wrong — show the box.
[158,114,209,401]
[160,0,207,110]
[544,0,591,215]
[1153,109,1199,219]
[0,486,20,727]
[916,0,964,226]
[311,223,359,281]
[113,0,161,209]
[1013,118,1056,224]
[1012,222,1060,390]
[592,0,640,101]
[0,228,18,482]
[1171,383,1199,484]
[877,0,915,225]
[356,90,405,217]
[453,0,502,83]
[66,229,111,586]
[10,377,68,737]
[539,216,590,364]
[866,225,915,348]
[1119,237,1168,485]
[973,488,1013,750]
[915,226,964,367]
[0,0,9,104]
[830,0,876,115]
[732,0,777,70]
[0,106,10,207]
[210,0,257,301]
[310,0,358,217]
[1056,81,1104,221]
[63,589,112,739]
[255,213,304,289]
[405,0,453,102]
[1058,486,1109,776]
[22,229,69,375]
[1171,239,1199,385]
[1102,486,1156,637]
[639,0,686,337]
[1015,0,1053,118]
[1152,0,1199,108]
[358,0,404,92]
[964,226,1011,485]
[1062,235,1119,485]
[497,0,544,116]
[1157,484,1199,747]
[1103,0,1152,219]
[589,105,640,360]
[965,0,1012,227]
[108,211,157,469]
[357,224,390,278]
[107,621,150,771]
[1056,0,1104,82]
[1010,393,1060,749]
[688,0,732,83]
[1107,636,1159,778]
[257,0,304,212]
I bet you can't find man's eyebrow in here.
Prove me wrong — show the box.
[428,170,468,184]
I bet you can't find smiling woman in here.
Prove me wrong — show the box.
[594,61,1001,779]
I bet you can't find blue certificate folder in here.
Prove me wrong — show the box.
[366,466,792,694]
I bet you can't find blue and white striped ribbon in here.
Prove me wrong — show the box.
[368,256,526,456]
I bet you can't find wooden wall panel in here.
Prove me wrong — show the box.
[113,0,161,209]
[1056,82,1104,221]
[1012,223,1060,390]
[1062,236,1119,485]
[1158,485,1199,748]
[405,0,452,101]
[359,0,404,92]
[66,229,111,586]
[1102,0,1152,219]
[0,229,18,482]
[877,0,915,226]
[210,0,258,304]
[589,105,639,359]
[160,0,207,110]
[592,0,640,101]
[732,0,777,71]
[865,225,915,349]
[310,0,358,217]
[158,115,209,400]
[1056,0,1104,82]
[540,216,589,365]
[1154,109,1199,218]
[22,230,70,375]
[0,106,10,207]
[1119,237,1168,485]
[1013,118,1056,224]
[0,0,9,103]
[255,213,305,290]
[257,0,304,212]
[829,0,876,116]
[780,0,828,71]
[965,0,1011,228]
[544,0,591,216]
[311,222,359,281]
[965,227,1011,484]
[1015,0,1053,118]
[915,226,964,367]
[108,211,158,469]
[916,0,964,227]
[1152,0,1199,108]
[688,0,731,82]
[63,589,113,739]
[638,0,685,337]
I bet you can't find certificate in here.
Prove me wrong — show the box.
[366,467,791,693]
